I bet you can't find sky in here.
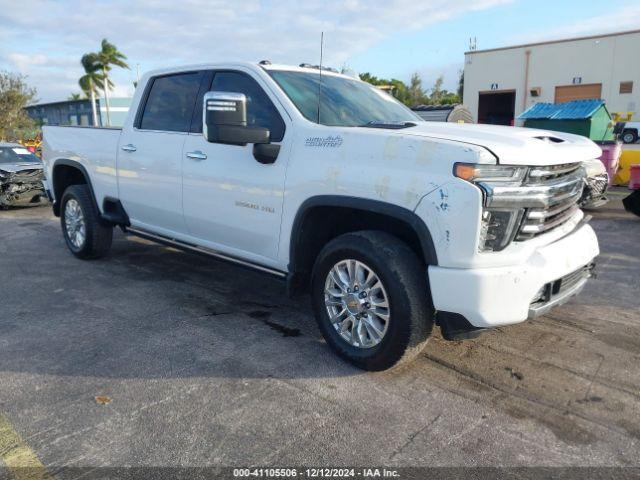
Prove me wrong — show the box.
[1,0,639,104]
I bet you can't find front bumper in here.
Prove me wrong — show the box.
[428,223,599,328]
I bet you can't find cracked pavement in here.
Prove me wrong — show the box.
[0,189,638,472]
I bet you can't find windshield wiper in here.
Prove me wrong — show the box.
[360,121,417,129]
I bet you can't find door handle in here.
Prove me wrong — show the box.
[121,144,137,152]
[186,151,207,160]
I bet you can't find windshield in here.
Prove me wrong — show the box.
[268,70,421,127]
[0,146,41,165]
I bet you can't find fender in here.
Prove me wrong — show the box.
[50,159,97,217]
[289,194,439,269]
[51,159,129,226]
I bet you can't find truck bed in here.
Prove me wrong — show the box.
[42,125,122,212]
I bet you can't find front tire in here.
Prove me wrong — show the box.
[311,231,433,371]
[60,184,113,259]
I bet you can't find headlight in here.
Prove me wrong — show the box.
[454,163,527,184]
[479,209,525,251]
[455,163,528,252]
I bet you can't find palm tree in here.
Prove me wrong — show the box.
[96,39,129,126]
[79,53,104,126]
[68,93,82,101]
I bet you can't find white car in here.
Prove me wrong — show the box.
[41,62,600,370]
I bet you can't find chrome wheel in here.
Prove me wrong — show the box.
[64,198,86,249]
[324,259,390,348]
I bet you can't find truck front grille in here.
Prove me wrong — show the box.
[516,163,584,241]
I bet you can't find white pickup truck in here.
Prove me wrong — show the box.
[42,62,600,370]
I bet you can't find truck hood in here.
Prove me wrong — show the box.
[400,122,602,166]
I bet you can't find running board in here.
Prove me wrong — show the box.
[125,227,287,278]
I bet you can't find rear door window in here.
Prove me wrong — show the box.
[139,72,203,132]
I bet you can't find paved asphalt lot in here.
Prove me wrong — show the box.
[0,189,639,476]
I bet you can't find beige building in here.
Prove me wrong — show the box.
[463,29,640,125]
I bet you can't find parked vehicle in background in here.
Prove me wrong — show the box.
[42,62,601,370]
[620,121,639,144]
[579,158,608,209]
[0,143,46,209]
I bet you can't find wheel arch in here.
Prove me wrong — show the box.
[287,195,438,295]
[51,159,129,225]
[51,159,95,217]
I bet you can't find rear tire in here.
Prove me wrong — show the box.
[311,231,433,371]
[60,184,113,259]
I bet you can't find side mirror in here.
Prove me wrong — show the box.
[203,91,270,146]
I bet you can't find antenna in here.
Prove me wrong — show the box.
[317,31,324,124]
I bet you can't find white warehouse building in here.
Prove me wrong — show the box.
[463,29,640,125]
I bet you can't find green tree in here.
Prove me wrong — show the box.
[457,70,464,102]
[360,70,461,107]
[0,71,37,142]
[359,72,383,86]
[68,93,83,101]
[430,75,444,104]
[408,72,427,107]
[79,52,105,126]
[359,72,411,106]
[95,39,129,126]
[439,90,461,105]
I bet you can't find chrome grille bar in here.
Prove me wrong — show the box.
[482,166,584,209]
[513,163,585,241]
[527,199,578,220]
[527,163,582,182]
[520,205,580,235]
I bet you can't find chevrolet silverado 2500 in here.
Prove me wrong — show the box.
[42,62,600,370]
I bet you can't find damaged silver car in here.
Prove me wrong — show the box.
[580,157,609,209]
[0,142,46,209]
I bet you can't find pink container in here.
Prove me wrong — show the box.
[598,142,622,186]
[629,164,640,190]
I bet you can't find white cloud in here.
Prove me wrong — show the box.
[511,5,640,45]
[7,53,48,70]
[0,0,512,102]
[415,62,464,93]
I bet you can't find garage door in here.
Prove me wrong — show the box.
[555,84,602,103]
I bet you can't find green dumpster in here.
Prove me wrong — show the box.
[518,99,614,141]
